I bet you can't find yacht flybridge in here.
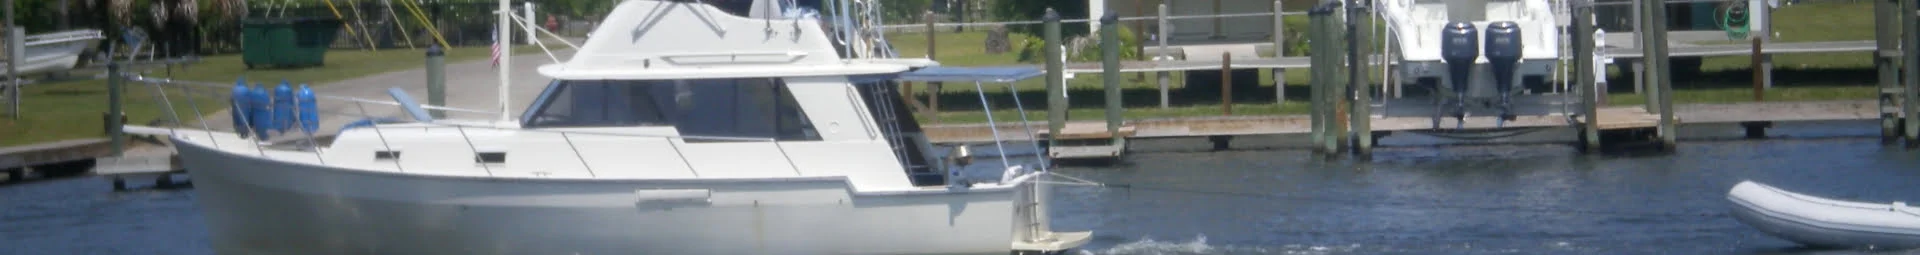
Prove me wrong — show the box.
[167,0,1090,254]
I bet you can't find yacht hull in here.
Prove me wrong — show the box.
[8,30,103,76]
[174,136,1022,255]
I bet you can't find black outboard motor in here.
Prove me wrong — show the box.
[1484,21,1524,122]
[1439,21,1479,125]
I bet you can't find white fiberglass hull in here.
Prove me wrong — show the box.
[173,134,1025,255]
[1727,180,1920,250]
[7,30,102,76]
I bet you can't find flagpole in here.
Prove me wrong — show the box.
[496,0,512,123]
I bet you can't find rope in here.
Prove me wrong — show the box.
[1097,183,1722,218]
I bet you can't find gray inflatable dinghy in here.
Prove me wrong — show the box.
[1728,180,1920,249]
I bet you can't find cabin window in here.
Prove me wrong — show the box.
[523,80,675,128]
[523,78,819,142]
[668,78,820,142]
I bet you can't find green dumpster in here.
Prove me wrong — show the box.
[243,18,343,69]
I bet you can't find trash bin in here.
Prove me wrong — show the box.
[243,18,343,69]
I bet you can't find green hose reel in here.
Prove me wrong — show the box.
[1717,4,1752,40]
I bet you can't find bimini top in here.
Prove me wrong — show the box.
[537,0,929,80]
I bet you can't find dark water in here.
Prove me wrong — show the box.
[6,121,1920,255]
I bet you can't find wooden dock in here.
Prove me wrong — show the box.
[921,101,1891,144]
[1035,123,1136,160]
[1,138,115,181]
[0,126,188,189]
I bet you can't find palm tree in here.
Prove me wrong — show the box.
[203,0,245,53]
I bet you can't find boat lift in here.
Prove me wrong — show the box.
[1301,0,1704,157]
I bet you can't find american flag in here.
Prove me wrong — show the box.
[490,30,501,68]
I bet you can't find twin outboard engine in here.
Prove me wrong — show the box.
[1439,21,1479,126]
[1484,21,1523,121]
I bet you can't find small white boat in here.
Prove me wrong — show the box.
[4,29,105,76]
[1727,180,1920,250]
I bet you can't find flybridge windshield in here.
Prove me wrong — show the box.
[704,0,826,17]
[521,78,821,142]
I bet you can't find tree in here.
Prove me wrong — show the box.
[881,0,930,22]
[989,0,1085,38]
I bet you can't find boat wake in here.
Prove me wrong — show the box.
[1075,234,1364,255]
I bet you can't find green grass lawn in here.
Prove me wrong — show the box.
[887,1,1881,123]
[0,45,540,146]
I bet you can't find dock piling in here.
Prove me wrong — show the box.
[5,2,16,120]
[1331,3,1350,155]
[1877,0,1901,143]
[426,45,446,118]
[1102,13,1124,143]
[1308,4,1332,154]
[1273,0,1287,106]
[1044,9,1065,148]
[1904,0,1920,148]
[1222,53,1234,115]
[1640,0,1677,150]
[1574,1,1601,151]
[1157,3,1171,109]
[1751,37,1764,102]
[926,11,942,124]
[1347,0,1373,157]
[106,62,124,157]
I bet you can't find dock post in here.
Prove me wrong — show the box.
[1102,13,1124,141]
[1307,5,1331,153]
[1574,1,1601,152]
[426,45,446,118]
[1157,3,1171,109]
[1332,4,1350,154]
[4,1,16,120]
[925,11,941,124]
[1273,0,1286,105]
[1649,0,1676,150]
[1347,0,1371,158]
[1877,0,1901,143]
[1751,37,1764,102]
[1044,9,1066,147]
[1222,53,1234,115]
[1904,0,1920,148]
[107,61,124,157]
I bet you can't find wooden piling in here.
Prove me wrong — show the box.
[1102,13,1124,142]
[1878,0,1901,143]
[1222,53,1233,115]
[1574,1,1601,152]
[1752,37,1764,102]
[1044,9,1066,147]
[925,11,941,124]
[1348,3,1371,157]
[1904,0,1920,147]
[1273,0,1286,106]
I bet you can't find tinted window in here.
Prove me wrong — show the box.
[524,80,674,128]
[669,78,819,142]
[523,78,819,142]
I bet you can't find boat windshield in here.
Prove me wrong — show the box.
[521,78,820,142]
